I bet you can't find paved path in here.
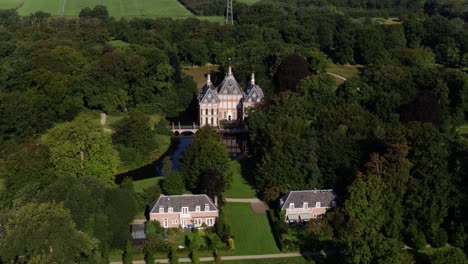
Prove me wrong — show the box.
[110,252,313,264]
[327,72,347,81]
[224,198,261,203]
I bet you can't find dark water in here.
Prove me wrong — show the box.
[115,133,248,183]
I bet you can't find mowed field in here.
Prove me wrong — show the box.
[12,0,194,18]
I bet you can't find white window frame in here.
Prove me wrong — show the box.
[206,218,214,226]
[163,218,168,228]
[303,202,308,209]
[172,219,178,224]
[289,203,294,209]
[205,204,210,211]
[159,207,164,213]
[195,206,201,212]
[316,202,321,208]
[168,207,173,213]
[182,207,189,214]
[194,218,202,226]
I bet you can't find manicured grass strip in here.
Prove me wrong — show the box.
[223,203,280,255]
[18,0,194,18]
[133,177,162,193]
[108,40,130,47]
[224,160,256,199]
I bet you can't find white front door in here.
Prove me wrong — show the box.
[181,219,187,228]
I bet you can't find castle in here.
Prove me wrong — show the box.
[198,67,264,126]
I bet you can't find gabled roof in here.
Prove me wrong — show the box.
[199,84,220,104]
[280,190,337,210]
[149,194,218,213]
[217,67,243,95]
[244,83,264,104]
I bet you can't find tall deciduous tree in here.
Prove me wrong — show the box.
[179,126,230,192]
[0,202,100,263]
[42,113,121,184]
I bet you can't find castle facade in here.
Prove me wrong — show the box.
[198,67,264,126]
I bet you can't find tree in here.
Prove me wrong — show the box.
[274,54,310,92]
[429,247,467,264]
[112,111,158,153]
[179,126,230,192]
[162,171,185,195]
[42,113,121,184]
[122,240,133,264]
[0,202,100,263]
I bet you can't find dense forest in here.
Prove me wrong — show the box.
[0,0,467,263]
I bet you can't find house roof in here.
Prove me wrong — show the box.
[244,83,264,104]
[199,84,220,104]
[280,190,337,210]
[217,67,243,95]
[149,194,218,213]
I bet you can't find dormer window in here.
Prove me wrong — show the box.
[182,207,189,214]
[195,206,200,212]
[159,207,164,213]
[168,207,173,213]
[303,202,308,209]
[205,204,210,211]
[289,203,294,209]
[316,202,321,208]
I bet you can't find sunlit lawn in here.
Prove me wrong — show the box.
[224,160,257,199]
[236,0,261,5]
[0,0,22,9]
[223,203,280,255]
[183,64,220,88]
[133,177,162,193]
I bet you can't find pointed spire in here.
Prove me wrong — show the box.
[228,66,233,77]
[250,72,255,85]
[207,73,211,85]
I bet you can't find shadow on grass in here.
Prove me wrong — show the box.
[239,157,259,196]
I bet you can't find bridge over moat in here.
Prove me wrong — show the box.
[170,122,248,135]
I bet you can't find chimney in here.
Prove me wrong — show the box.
[207,73,211,85]
[228,66,233,76]
[214,196,218,207]
[250,72,255,85]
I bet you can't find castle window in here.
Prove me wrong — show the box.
[206,118,208,124]
[211,109,214,115]
[205,109,208,115]
[211,118,214,124]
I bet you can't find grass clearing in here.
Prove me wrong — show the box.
[327,63,361,80]
[223,203,280,255]
[0,0,22,9]
[224,160,257,199]
[183,64,220,88]
[18,0,194,18]
[108,40,130,47]
[457,124,468,135]
[209,257,312,264]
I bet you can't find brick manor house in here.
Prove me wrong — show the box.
[198,67,264,126]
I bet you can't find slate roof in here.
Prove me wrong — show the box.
[244,83,264,104]
[280,190,337,210]
[198,84,220,104]
[217,67,243,95]
[149,194,218,213]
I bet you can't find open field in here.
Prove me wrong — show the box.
[237,0,261,5]
[209,257,312,264]
[224,203,280,255]
[183,64,220,88]
[16,0,194,18]
[457,124,468,135]
[0,0,22,9]
[328,63,361,79]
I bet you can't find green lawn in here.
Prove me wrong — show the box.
[133,177,162,193]
[0,0,22,9]
[224,160,257,199]
[223,203,280,255]
[108,40,130,48]
[457,124,468,135]
[17,0,194,18]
